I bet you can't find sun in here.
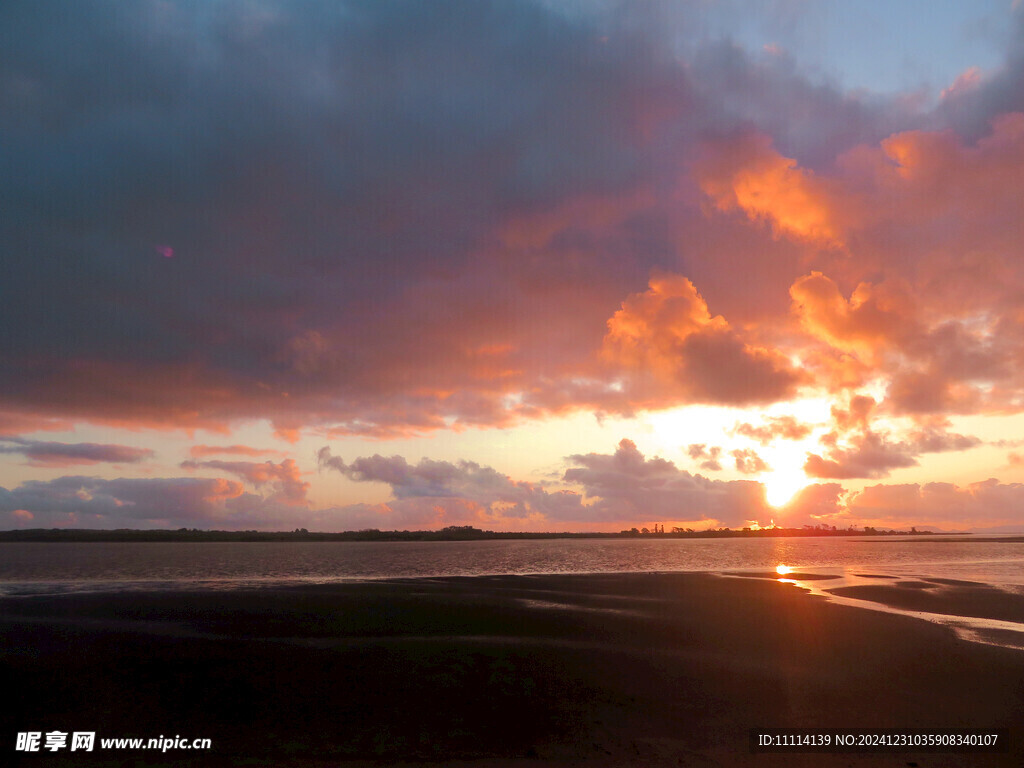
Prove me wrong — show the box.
[757,440,813,507]
[762,467,808,508]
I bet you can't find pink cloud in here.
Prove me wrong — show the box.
[687,444,723,472]
[731,448,768,475]
[181,459,310,506]
[845,478,1024,529]
[805,419,980,480]
[732,415,813,445]
[941,66,983,101]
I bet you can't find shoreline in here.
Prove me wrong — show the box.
[3,571,1023,766]
[0,528,985,543]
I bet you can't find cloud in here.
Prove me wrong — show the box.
[731,449,768,474]
[941,66,983,101]
[0,437,154,467]
[189,444,287,458]
[0,413,74,435]
[316,440,793,529]
[563,439,844,527]
[790,272,920,360]
[687,443,723,472]
[317,446,583,525]
[1,0,1024,478]
[0,0,930,438]
[732,415,813,445]
[0,475,248,527]
[845,479,1024,529]
[695,133,846,244]
[180,458,309,506]
[0,461,323,529]
[804,431,919,480]
[0,0,701,436]
[602,273,805,407]
[562,438,768,525]
[804,424,981,480]
[829,395,877,432]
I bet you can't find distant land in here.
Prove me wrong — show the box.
[0,524,962,543]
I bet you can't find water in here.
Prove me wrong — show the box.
[1,535,1022,595]
[3,536,1024,650]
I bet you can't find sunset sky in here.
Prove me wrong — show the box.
[4,0,1024,532]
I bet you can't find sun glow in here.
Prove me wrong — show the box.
[644,400,824,508]
[762,466,808,507]
[775,564,791,575]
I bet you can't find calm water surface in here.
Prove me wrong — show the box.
[1,536,1022,595]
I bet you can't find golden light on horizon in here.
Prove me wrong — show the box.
[775,564,791,576]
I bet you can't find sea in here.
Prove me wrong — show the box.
[2,535,1023,593]
[2,535,1023,648]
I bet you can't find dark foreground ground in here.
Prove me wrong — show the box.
[2,572,1022,767]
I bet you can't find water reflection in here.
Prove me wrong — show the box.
[754,566,1024,653]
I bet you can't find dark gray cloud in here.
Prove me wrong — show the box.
[931,13,1024,140]
[0,0,940,437]
[0,437,153,466]
[0,475,245,524]
[0,0,691,434]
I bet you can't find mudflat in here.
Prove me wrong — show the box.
[2,572,1022,766]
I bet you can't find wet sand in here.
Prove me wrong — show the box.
[827,578,1024,624]
[2,572,1022,767]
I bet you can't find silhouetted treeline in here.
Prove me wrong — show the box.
[0,524,943,543]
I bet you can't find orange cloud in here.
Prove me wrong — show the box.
[0,412,74,436]
[695,133,845,244]
[603,273,804,406]
[790,272,919,359]
[181,458,310,506]
[830,395,877,431]
[189,444,288,458]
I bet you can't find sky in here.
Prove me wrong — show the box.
[3,0,1024,533]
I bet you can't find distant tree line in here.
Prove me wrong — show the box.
[0,523,941,543]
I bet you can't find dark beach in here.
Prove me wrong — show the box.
[2,572,1022,767]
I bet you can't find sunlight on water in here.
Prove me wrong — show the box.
[1,537,1022,593]
[3,537,1023,651]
